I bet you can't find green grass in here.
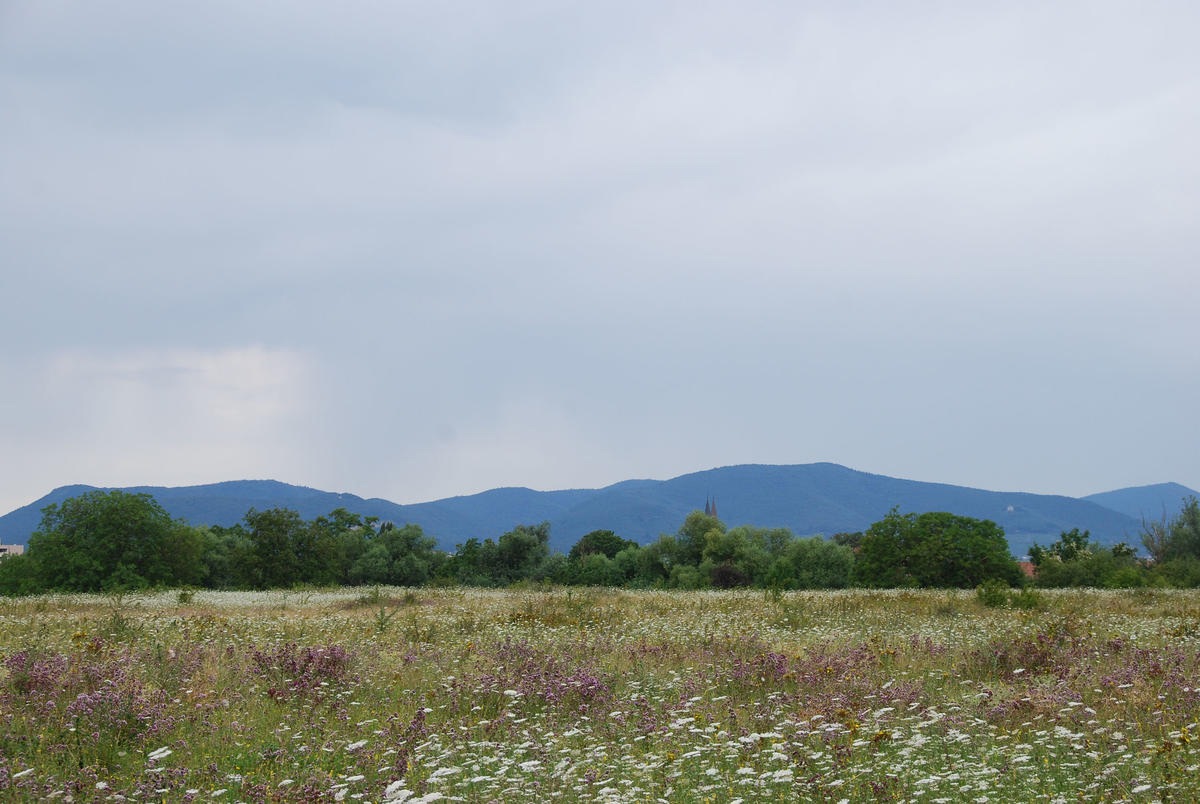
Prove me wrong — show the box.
[0,588,1198,801]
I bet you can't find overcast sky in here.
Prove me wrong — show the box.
[2,1,1197,517]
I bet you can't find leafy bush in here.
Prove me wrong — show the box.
[1008,587,1045,610]
[976,579,1044,610]
[975,579,1010,608]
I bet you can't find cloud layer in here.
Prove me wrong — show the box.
[2,2,1198,515]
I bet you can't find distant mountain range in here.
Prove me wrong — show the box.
[1,464,1195,557]
[1080,482,1198,521]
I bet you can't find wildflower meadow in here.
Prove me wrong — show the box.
[1,587,1198,802]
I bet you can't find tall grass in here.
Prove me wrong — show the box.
[0,588,1197,800]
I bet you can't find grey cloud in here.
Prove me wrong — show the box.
[1,2,1198,515]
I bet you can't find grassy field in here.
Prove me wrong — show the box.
[1,587,1198,802]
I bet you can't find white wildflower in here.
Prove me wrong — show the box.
[382,780,411,802]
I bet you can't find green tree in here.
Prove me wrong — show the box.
[348,522,441,586]
[910,512,1020,587]
[1151,556,1200,587]
[700,527,769,588]
[1140,511,1172,564]
[0,553,39,596]
[200,524,253,589]
[851,508,914,588]
[832,531,864,550]
[744,526,794,561]
[612,545,642,584]
[441,538,498,586]
[309,508,376,585]
[668,563,706,589]
[494,522,552,584]
[567,529,638,586]
[630,536,676,587]
[243,507,304,589]
[25,490,204,592]
[568,530,637,562]
[1029,529,1150,588]
[1034,548,1146,588]
[675,511,724,567]
[571,553,623,586]
[1142,496,1200,588]
[769,537,854,589]
[1167,496,1200,560]
[852,508,1020,588]
[1029,528,1093,566]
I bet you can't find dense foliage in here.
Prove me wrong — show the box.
[851,509,1022,588]
[1025,496,1200,589]
[2,490,1200,594]
[0,492,204,593]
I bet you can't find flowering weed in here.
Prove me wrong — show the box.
[0,588,1198,800]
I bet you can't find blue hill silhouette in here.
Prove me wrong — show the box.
[1082,482,1198,522]
[2,464,1192,557]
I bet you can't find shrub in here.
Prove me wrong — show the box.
[976,579,1011,608]
[1008,587,1044,610]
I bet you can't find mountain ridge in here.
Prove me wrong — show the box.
[1082,482,1198,521]
[1,465,1194,557]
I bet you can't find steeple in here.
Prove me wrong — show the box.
[704,495,717,518]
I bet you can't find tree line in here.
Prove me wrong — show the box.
[1,490,1198,595]
[1026,495,1200,588]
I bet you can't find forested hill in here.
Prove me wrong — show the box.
[2,464,1192,556]
[1082,482,1200,521]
